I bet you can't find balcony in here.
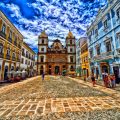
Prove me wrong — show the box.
[6,54,10,60]
[93,51,114,61]
[0,31,6,39]
[0,53,3,58]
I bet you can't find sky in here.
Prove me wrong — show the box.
[0,0,107,53]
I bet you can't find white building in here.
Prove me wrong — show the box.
[21,42,36,76]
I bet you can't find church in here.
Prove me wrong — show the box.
[37,30,76,75]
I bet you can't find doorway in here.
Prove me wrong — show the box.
[4,66,8,80]
[55,66,60,74]
[102,65,109,73]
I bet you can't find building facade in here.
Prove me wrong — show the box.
[37,30,76,75]
[80,38,90,78]
[0,11,23,80]
[21,42,36,76]
[87,0,120,81]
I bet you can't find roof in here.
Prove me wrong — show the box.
[66,30,75,39]
[39,30,48,38]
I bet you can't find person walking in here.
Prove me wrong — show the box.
[42,72,45,81]
[110,74,116,88]
[91,74,96,87]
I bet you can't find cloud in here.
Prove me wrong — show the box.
[0,0,107,52]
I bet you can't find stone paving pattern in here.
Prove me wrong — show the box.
[0,76,120,119]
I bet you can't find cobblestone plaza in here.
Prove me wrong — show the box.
[0,76,120,119]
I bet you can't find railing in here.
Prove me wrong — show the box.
[93,51,114,61]
[0,31,6,39]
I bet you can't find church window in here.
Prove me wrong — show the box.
[70,48,73,52]
[42,39,44,44]
[70,40,72,44]
[41,56,44,62]
[41,48,44,52]
[70,56,74,63]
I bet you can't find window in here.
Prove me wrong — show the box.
[70,40,72,44]
[70,56,74,63]
[2,23,6,34]
[104,20,108,29]
[12,52,15,58]
[7,48,10,55]
[89,50,93,58]
[41,56,44,62]
[116,7,120,19]
[42,39,44,44]
[96,46,100,55]
[25,60,27,64]
[106,41,111,52]
[21,58,24,63]
[41,48,44,52]
[70,48,73,52]
[95,29,98,36]
[9,30,12,38]
[0,43,3,54]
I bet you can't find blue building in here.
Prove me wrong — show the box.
[87,0,120,82]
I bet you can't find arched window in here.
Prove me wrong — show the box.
[41,56,44,62]
[7,48,10,55]
[0,43,3,54]
[12,52,15,58]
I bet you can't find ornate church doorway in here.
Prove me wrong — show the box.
[55,66,60,74]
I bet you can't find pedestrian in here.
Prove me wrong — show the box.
[110,74,116,88]
[42,72,45,81]
[91,73,96,87]
[104,73,109,88]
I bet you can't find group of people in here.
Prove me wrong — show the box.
[91,72,116,88]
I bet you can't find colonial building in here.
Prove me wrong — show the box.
[21,42,36,76]
[0,11,23,80]
[87,0,120,81]
[37,30,76,75]
[76,38,80,76]
[80,38,90,78]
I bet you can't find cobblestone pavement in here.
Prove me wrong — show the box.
[0,76,120,119]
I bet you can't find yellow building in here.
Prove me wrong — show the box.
[0,11,23,80]
[80,39,90,78]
